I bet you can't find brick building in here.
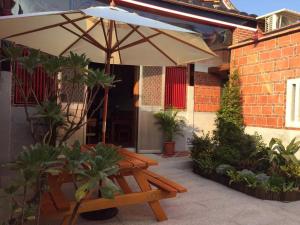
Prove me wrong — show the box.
[230,16,300,144]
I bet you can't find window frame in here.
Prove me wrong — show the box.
[286,78,300,128]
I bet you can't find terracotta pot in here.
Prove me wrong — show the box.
[163,141,175,156]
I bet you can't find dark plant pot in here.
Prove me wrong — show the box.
[163,141,175,156]
[80,208,118,221]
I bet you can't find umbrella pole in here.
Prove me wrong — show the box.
[101,18,114,144]
[101,71,110,144]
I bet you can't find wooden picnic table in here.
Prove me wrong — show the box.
[41,146,187,225]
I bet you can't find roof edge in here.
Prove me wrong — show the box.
[163,0,257,21]
[229,22,300,49]
[257,8,300,19]
[115,0,257,31]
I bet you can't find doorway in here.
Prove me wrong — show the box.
[86,64,139,149]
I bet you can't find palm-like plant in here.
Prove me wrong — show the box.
[2,144,64,225]
[66,144,122,225]
[154,110,186,142]
[1,143,122,225]
[268,138,300,177]
[75,144,122,201]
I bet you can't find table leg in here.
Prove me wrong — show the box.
[60,214,78,225]
[115,176,132,194]
[133,170,168,221]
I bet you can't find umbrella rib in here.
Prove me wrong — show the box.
[100,18,108,48]
[114,33,161,52]
[3,15,91,40]
[111,25,139,52]
[128,25,177,65]
[151,28,216,57]
[60,25,104,51]
[59,20,101,56]
[113,21,122,64]
[61,14,107,52]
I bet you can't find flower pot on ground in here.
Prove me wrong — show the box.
[163,141,176,156]
[154,110,186,156]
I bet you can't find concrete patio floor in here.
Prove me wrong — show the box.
[77,154,300,225]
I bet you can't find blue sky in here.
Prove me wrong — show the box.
[231,0,300,16]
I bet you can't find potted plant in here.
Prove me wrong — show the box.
[154,110,186,156]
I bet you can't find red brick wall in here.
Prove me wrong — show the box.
[194,72,222,112]
[231,28,300,129]
[232,28,256,45]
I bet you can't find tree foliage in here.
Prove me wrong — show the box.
[2,44,116,146]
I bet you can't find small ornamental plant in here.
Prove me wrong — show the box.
[154,109,186,155]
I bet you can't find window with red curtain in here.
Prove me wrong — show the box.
[13,51,56,105]
[165,67,187,109]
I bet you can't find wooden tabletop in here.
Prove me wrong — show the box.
[81,145,158,170]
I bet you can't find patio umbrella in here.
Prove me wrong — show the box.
[0,1,216,143]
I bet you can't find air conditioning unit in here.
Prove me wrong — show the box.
[259,9,300,33]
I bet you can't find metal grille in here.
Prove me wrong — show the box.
[142,66,163,106]
[60,81,85,103]
[265,15,273,32]
[165,67,187,109]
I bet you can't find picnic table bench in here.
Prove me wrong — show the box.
[41,146,187,225]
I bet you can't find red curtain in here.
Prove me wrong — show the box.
[165,67,187,109]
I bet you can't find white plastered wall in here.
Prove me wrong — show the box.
[138,55,222,152]
[190,57,224,136]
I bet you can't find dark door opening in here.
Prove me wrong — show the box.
[86,64,138,148]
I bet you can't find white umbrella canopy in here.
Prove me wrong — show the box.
[0,4,216,143]
[0,6,216,66]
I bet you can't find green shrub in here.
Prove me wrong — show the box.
[214,70,244,147]
[215,146,240,166]
[267,138,300,178]
[190,132,215,160]
[255,173,270,185]
[194,153,216,174]
[191,132,217,174]
[248,134,271,172]
[216,164,235,175]
[227,170,299,193]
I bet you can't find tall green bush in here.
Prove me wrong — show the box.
[214,70,244,146]
[213,70,262,166]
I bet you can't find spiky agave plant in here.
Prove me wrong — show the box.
[65,143,122,225]
[1,143,64,225]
